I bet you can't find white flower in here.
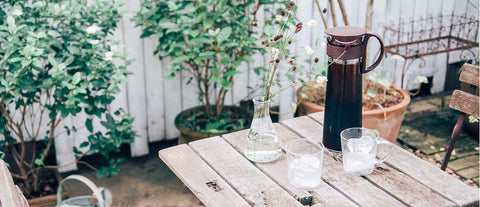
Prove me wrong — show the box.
[320,42,327,48]
[88,39,100,45]
[315,76,327,85]
[271,47,280,59]
[105,52,114,61]
[86,25,101,34]
[11,9,23,16]
[305,46,314,56]
[414,76,428,84]
[306,19,317,28]
[275,15,283,22]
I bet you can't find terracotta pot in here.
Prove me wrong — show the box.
[295,88,325,116]
[174,105,252,144]
[296,85,410,143]
[362,86,411,143]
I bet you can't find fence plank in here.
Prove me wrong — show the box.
[122,0,149,156]
[143,36,166,142]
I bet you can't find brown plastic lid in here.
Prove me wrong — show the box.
[325,26,366,43]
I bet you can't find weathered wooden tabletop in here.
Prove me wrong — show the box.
[158,112,479,207]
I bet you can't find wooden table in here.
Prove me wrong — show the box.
[158,112,479,206]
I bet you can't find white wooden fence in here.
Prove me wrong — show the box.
[2,0,478,172]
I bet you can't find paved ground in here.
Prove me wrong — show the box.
[398,94,479,187]
[64,94,478,206]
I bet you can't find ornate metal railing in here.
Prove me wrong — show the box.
[383,13,479,60]
[382,13,479,90]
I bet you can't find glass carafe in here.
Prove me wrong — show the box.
[245,96,281,162]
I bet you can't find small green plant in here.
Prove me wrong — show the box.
[0,0,135,198]
[133,0,288,132]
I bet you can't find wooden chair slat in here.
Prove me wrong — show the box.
[449,89,480,117]
[0,160,28,207]
[459,63,479,87]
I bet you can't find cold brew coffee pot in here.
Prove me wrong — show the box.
[322,26,384,152]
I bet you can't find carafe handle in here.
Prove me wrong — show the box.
[361,32,384,73]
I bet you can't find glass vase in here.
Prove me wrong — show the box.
[244,96,281,162]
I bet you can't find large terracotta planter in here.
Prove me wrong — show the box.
[296,85,410,143]
[362,87,411,143]
[175,105,252,144]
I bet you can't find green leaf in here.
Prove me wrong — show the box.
[203,19,214,28]
[72,72,82,85]
[208,76,219,83]
[217,26,232,43]
[172,56,189,64]
[86,118,93,132]
[225,70,240,77]
[80,141,89,148]
[7,16,15,34]
[48,56,58,68]
[221,78,231,89]
[34,159,45,167]
[158,22,177,29]
[166,1,179,11]
[366,89,376,98]
[264,24,275,37]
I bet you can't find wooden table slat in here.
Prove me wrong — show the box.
[386,144,480,206]
[189,137,302,207]
[158,144,250,207]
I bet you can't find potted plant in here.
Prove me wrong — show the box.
[133,0,288,143]
[0,0,136,203]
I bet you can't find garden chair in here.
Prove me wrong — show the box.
[441,63,479,170]
[0,160,29,207]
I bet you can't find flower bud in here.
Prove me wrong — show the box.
[273,34,283,41]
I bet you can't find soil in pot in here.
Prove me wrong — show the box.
[296,78,408,142]
[175,105,253,144]
[297,78,404,113]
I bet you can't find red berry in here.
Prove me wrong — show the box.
[288,40,292,44]
[251,21,258,26]
[322,8,327,14]
[314,57,319,63]
[262,41,265,45]
[275,59,280,63]
[287,5,292,11]
[281,10,286,16]
[292,66,297,71]
[290,1,295,6]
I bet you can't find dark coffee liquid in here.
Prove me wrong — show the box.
[323,59,362,151]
